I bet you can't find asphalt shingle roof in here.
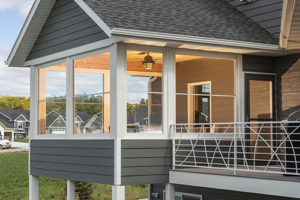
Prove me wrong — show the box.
[0,109,30,129]
[83,0,278,45]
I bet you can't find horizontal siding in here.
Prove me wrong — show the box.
[121,140,172,185]
[30,140,114,184]
[227,0,283,38]
[27,0,108,61]
[276,54,300,120]
[243,55,276,73]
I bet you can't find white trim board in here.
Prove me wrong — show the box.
[74,0,112,37]
[170,170,300,199]
[112,28,281,51]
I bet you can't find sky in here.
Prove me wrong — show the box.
[0,0,34,97]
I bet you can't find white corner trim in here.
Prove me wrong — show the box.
[5,0,41,66]
[74,0,112,37]
[111,28,281,51]
[280,0,296,49]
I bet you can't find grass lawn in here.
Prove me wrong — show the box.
[0,152,148,200]
[14,138,29,143]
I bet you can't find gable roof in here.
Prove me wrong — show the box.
[226,0,283,38]
[0,109,30,129]
[83,0,278,45]
[6,0,282,67]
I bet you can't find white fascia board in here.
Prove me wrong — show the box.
[6,0,55,67]
[280,0,296,49]
[74,0,112,37]
[111,28,281,52]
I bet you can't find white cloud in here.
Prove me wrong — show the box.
[0,46,30,97]
[0,0,34,17]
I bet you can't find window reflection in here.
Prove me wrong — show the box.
[127,51,163,133]
[73,52,110,134]
[38,63,66,134]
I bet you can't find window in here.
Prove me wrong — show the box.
[38,62,66,135]
[188,82,211,124]
[176,55,235,126]
[73,52,110,134]
[163,191,202,200]
[127,51,163,133]
[17,121,24,130]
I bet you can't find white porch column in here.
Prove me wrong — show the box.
[110,43,126,200]
[165,183,175,200]
[29,175,39,200]
[67,180,75,200]
[112,185,125,200]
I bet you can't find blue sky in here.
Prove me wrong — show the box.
[0,0,33,97]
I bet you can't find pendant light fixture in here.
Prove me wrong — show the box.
[142,52,155,70]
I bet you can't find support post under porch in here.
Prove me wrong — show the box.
[29,175,39,200]
[165,183,175,200]
[112,185,125,200]
[67,180,75,200]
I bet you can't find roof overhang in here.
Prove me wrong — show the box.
[112,28,282,56]
[280,0,300,52]
[5,0,56,67]
[7,0,285,68]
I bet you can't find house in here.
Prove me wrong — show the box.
[0,109,30,141]
[45,111,103,134]
[5,0,300,199]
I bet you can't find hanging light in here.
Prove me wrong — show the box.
[142,52,155,70]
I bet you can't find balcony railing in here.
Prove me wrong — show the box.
[171,121,300,176]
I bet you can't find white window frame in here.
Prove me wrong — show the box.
[70,47,111,137]
[187,81,212,124]
[17,121,24,130]
[35,58,67,139]
[124,44,168,139]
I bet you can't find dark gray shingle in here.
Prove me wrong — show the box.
[83,0,278,44]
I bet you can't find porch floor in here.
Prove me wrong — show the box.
[172,167,300,182]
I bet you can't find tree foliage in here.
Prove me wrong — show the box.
[0,95,30,110]
[75,181,95,200]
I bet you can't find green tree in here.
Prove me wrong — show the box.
[75,181,95,200]
[0,95,30,110]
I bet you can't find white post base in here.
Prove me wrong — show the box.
[165,183,175,200]
[29,175,39,200]
[112,185,125,200]
[67,180,75,200]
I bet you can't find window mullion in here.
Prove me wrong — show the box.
[66,57,73,138]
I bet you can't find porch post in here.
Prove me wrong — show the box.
[112,185,125,200]
[111,43,126,200]
[165,183,175,200]
[29,175,39,200]
[67,180,75,200]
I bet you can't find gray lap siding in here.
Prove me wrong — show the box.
[30,140,114,184]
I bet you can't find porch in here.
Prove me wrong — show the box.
[170,121,300,198]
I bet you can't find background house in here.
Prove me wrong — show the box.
[0,109,30,141]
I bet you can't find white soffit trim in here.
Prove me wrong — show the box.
[280,0,295,49]
[6,0,56,67]
[111,28,281,51]
[74,0,112,37]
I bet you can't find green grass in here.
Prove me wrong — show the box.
[14,138,29,143]
[0,152,147,200]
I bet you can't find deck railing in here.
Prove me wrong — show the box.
[171,121,300,176]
